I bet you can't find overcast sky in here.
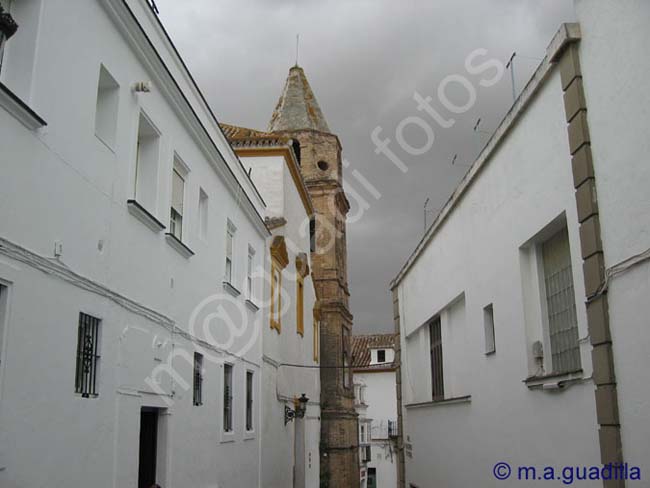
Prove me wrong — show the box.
[155,0,576,334]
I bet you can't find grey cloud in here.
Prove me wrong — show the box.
[156,0,575,333]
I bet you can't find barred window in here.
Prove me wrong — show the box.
[245,371,253,431]
[541,227,581,373]
[75,312,101,398]
[193,352,203,406]
[223,364,233,432]
[429,317,444,401]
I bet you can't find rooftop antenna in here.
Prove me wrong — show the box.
[473,118,491,155]
[295,34,300,67]
[506,52,517,102]
[451,153,471,168]
[423,197,430,234]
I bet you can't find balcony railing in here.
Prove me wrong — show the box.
[388,420,399,438]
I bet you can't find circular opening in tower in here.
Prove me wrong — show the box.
[317,161,329,171]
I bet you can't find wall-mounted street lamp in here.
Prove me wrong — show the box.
[284,393,309,425]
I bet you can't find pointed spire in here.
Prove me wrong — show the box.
[268,66,330,133]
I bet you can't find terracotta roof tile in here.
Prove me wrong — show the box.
[351,333,396,370]
[220,123,291,148]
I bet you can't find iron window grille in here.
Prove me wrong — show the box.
[246,371,253,431]
[430,317,444,401]
[541,227,581,373]
[223,364,233,432]
[193,352,203,406]
[75,312,101,398]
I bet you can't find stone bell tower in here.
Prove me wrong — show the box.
[269,65,359,488]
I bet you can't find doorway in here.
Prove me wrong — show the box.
[138,407,159,488]
[367,467,377,488]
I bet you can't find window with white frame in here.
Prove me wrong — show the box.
[134,112,160,212]
[224,221,236,284]
[541,227,580,373]
[198,188,208,240]
[169,158,186,240]
[247,246,255,300]
[94,65,120,149]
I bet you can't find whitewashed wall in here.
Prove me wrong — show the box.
[0,0,268,487]
[575,0,650,466]
[243,152,321,488]
[354,370,398,488]
[396,65,602,487]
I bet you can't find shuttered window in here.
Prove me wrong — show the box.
[542,228,581,373]
[170,166,185,240]
[223,364,233,432]
[429,317,444,401]
[225,222,235,284]
[75,313,101,398]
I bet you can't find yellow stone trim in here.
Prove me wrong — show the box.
[270,260,282,334]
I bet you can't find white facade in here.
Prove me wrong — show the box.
[392,2,650,487]
[353,338,398,488]
[0,1,271,487]
[240,151,321,488]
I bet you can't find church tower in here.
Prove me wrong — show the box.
[269,66,359,488]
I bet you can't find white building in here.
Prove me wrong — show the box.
[222,124,321,488]
[0,1,274,487]
[390,3,650,488]
[352,334,399,488]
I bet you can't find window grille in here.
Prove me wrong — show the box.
[223,364,233,432]
[246,371,253,431]
[193,352,203,406]
[542,228,581,373]
[429,317,444,401]
[75,313,101,398]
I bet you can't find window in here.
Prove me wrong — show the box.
[313,310,319,363]
[270,262,281,332]
[245,371,253,431]
[193,352,203,406]
[94,65,119,149]
[429,317,444,401]
[484,304,496,355]
[296,276,304,336]
[134,112,161,212]
[0,0,16,74]
[309,217,316,253]
[342,328,350,389]
[247,246,255,300]
[224,221,235,284]
[75,312,101,398]
[198,188,208,240]
[223,364,233,432]
[377,349,386,363]
[169,158,186,240]
[0,284,8,376]
[541,227,580,373]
